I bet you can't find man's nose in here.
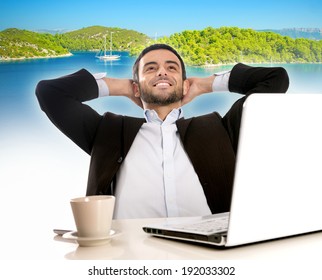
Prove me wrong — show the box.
[157,66,168,76]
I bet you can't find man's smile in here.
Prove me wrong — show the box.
[153,79,173,88]
[154,82,172,88]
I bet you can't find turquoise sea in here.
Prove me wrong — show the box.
[1,51,322,130]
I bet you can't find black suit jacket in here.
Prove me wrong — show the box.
[36,63,289,213]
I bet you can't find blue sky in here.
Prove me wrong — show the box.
[1,0,321,36]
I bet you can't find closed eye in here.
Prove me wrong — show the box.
[146,66,156,71]
[143,62,158,73]
[168,65,178,71]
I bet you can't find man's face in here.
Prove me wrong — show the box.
[134,49,187,106]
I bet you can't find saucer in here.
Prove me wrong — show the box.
[62,229,119,247]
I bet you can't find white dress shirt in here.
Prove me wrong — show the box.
[93,71,231,219]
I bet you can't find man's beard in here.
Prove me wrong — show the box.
[138,84,184,106]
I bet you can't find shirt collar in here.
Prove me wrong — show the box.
[144,108,183,125]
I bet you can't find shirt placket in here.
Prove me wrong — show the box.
[161,124,179,217]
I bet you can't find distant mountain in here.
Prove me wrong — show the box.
[259,28,322,40]
[34,28,72,35]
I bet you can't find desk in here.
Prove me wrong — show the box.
[50,219,322,260]
[1,203,322,279]
[1,193,322,261]
[1,217,322,280]
[1,214,322,260]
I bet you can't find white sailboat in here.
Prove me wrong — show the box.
[96,32,120,61]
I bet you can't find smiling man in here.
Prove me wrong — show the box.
[133,48,188,113]
[36,44,289,219]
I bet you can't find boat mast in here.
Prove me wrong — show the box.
[104,35,107,56]
[110,32,114,56]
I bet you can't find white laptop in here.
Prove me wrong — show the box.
[143,93,322,247]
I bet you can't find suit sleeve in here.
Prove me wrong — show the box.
[35,69,102,155]
[222,63,290,153]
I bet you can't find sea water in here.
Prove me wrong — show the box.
[1,51,321,125]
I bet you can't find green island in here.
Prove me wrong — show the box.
[0,25,321,66]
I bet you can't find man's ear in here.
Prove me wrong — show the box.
[132,82,140,97]
[182,79,190,96]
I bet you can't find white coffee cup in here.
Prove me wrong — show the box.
[70,195,115,238]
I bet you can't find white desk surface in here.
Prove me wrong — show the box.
[59,219,322,260]
[2,216,322,260]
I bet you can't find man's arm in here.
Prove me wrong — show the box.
[182,63,289,152]
[183,63,289,103]
[36,69,102,155]
[228,63,289,94]
[223,63,290,152]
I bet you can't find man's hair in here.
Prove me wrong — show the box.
[132,44,187,82]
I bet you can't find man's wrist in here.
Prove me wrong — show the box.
[204,75,216,93]
[92,72,109,97]
[212,71,231,92]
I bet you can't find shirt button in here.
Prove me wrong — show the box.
[117,157,123,163]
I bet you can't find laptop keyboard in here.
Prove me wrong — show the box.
[170,215,229,234]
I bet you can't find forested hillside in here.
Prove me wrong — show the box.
[0,26,150,60]
[1,26,321,65]
[56,25,150,51]
[0,28,70,59]
[157,27,322,65]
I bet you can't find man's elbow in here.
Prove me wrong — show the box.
[275,67,290,93]
[35,80,54,111]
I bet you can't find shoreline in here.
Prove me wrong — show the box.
[199,61,322,68]
[0,52,73,61]
[1,52,321,66]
